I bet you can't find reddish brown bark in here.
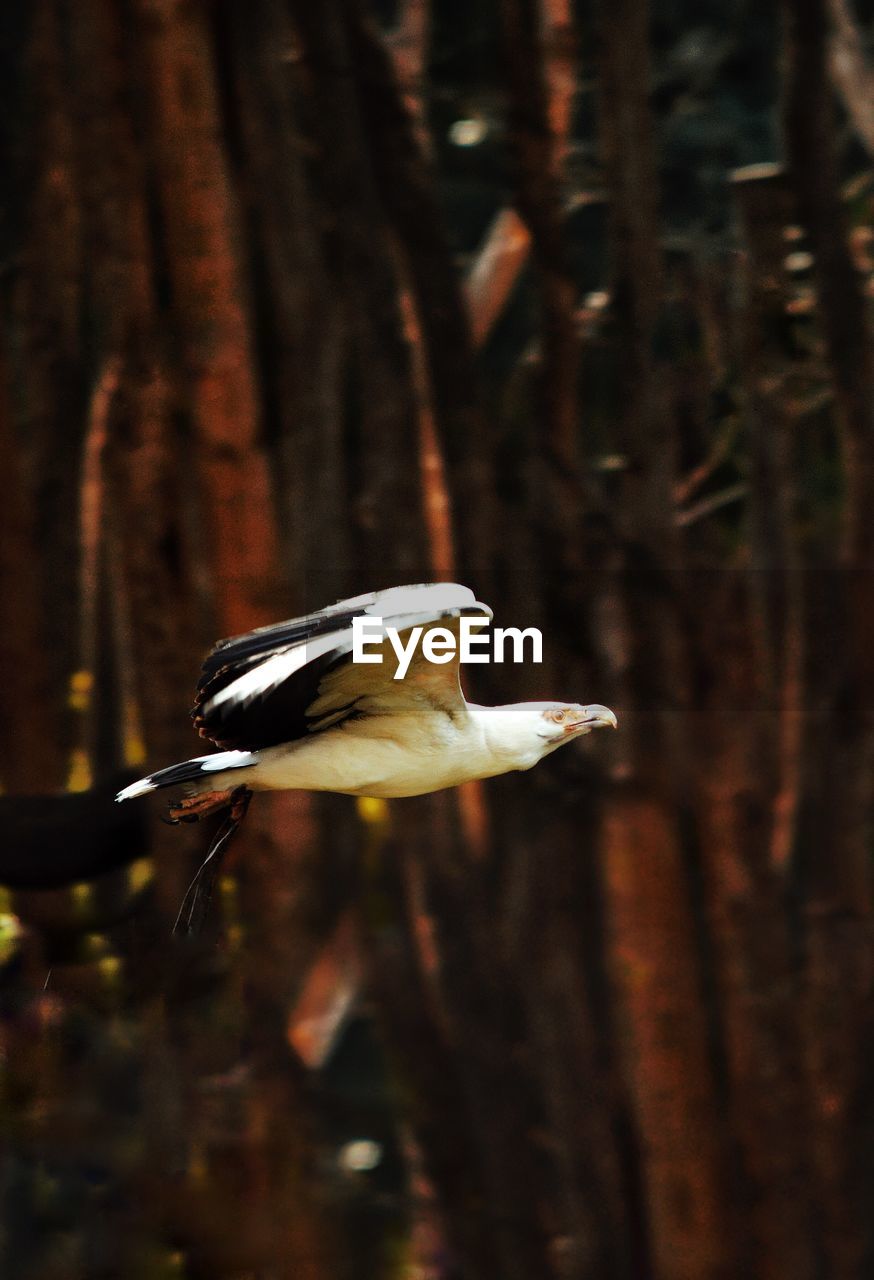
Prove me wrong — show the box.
[497,0,580,466]
[828,0,874,158]
[360,801,570,1280]
[730,165,805,876]
[10,1,85,770]
[594,2,737,1275]
[388,0,431,152]
[61,0,197,775]
[600,789,734,1280]
[0,343,62,792]
[781,11,874,1276]
[340,0,496,583]
[287,0,431,587]
[219,0,351,603]
[691,583,816,1280]
[68,0,155,343]
[782,0,874,569]
[540,0,577,161]
[465,209,532,350]
[70,356,123,792]
[136,0,284,639]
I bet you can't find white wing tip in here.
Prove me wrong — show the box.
[115,778,157,803]
[367,583,476,616]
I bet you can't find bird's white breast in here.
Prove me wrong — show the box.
[233,711,509,799]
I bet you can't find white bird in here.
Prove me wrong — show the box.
[116,583,616,930]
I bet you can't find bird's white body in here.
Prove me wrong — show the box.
[113,585,617,938]
[203,704,550,800]
[115,583,617,812]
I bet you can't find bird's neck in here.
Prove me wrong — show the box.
[467,704,547,771]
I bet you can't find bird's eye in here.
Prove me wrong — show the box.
[550,708,566,723]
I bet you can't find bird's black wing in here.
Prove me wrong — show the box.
[193,583,491,751]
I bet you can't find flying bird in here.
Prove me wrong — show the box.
[116,583,616,930]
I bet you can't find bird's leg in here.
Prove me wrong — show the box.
[165,786,239,825]
[173,785,252,937]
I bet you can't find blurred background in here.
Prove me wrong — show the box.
[2,0,874,1276]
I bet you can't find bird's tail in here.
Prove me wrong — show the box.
[115,750,257,802]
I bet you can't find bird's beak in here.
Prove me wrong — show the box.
[567,705,618,733]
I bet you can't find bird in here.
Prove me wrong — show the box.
[116,583,617,930]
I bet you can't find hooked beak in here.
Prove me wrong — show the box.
[566,705,618,733]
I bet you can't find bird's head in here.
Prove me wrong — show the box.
[477,700,618,771]
[535,702,618,745]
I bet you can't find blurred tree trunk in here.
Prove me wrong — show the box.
[497,0,579,469]
[7,1,85,779]
[0,340,62,792]
[137,0,284,638]
[595,2,736,1276]
[781,5,874,1275]
[696,165,818,1280]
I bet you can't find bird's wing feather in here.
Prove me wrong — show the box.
[193,584,491,751]
[305,610,487,726]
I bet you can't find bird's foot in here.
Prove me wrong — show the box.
[166,788,237,825]
[228,786,251,823]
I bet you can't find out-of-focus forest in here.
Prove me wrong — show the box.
[2,0,874,1277]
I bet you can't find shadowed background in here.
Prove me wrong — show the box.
[1,0,874,1277]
